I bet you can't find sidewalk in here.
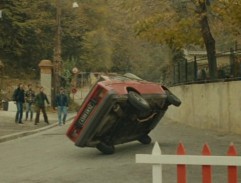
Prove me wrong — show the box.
[0,110,77,143]
[0,86,89,143]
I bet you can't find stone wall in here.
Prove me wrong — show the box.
[165,80,241,134]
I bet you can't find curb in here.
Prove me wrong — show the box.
[0,116,76,143]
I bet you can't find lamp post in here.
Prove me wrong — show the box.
[53,1,79,100]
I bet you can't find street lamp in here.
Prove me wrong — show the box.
[53,1,79,100]
[73,2,79,8]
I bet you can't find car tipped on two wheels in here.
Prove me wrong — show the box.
[66,73,181,154]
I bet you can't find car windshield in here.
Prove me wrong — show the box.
[99,73,143,82]
[123,73,143,80]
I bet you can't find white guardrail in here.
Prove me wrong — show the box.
[136,142,241,183]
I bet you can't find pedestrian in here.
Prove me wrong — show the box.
[12,83,25,124]
[25,84,35,121]
[55,87,69,126]
[34,86,50,125]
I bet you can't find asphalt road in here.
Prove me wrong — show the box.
[1,116,241,183]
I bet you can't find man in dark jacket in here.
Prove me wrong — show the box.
[34,86,50,125]
[55,87,69,126]
[13,83,25,124]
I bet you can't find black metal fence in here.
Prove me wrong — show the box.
[173,48,241,85]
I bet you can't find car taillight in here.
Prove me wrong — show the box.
[98,89,105,99]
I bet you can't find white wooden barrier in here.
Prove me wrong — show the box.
[135,142,241,183]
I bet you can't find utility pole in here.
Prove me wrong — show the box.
[53,0,62,103]
[52,1,79,104]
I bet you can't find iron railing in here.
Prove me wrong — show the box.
[172,48,241,85]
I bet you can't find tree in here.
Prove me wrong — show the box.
[81,28,113,72]
[0,0,184,82]
[212,0,241,39]
[195,0,217,79]
[0,0,55,66]
[134,0,219,79]
[4,0,236,82]
[105,0,171,81]
[0,0,87,76]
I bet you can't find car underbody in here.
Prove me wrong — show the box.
[66,74,181,154]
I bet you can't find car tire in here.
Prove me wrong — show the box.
[138,134,152,144]
[128,91,150,111]
[165,90,181,107]
[96,142,115,155]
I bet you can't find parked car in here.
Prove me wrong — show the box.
[66,73,181,154]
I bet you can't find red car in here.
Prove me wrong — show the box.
[66,73,181,154]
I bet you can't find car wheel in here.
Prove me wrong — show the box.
[96,142,115,155]
[165,90,181,107]
[128,91,150,111]
[138,134,152,144]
